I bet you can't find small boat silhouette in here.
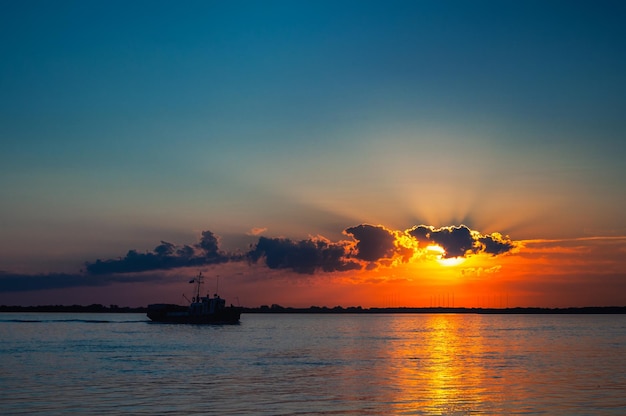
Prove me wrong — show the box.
[147,272,241,324]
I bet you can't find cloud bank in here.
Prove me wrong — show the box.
[2,224,519,292]
[82,223,517,276]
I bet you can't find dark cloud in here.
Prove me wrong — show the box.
[85,233,228,275]
[154,241,175,257]
[343,224,396,262]
[176,245,195,259]
[479,234,516,256]
[197,231,221,258]
[407,225,431,243]
[407,224,517,258]
[247,236,360,274]
[429,225,476,258]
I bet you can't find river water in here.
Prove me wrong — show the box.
[1,313,625,415]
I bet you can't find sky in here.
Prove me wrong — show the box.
[1,0,625,308]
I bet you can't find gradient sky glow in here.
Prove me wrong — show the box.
[1,0,625,307]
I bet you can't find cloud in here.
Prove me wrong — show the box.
[460,265,502,277]
[247,236,360,274]
[247,227,268,236]
[343,224,396,262]
[424,225,476,258]
[406,225,517,258]
[85,231,228,275]
[478,233,517,256]
[197,231,221,258]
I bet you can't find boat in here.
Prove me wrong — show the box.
[147,272,242,324]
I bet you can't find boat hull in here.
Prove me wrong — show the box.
[147,303,242,324]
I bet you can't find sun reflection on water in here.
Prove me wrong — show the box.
[388,314,487,414]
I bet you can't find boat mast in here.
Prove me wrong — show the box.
[195,272,204,301]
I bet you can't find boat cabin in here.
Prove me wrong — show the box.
[189,294,226,316]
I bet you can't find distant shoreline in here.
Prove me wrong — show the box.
[1,304,625,314]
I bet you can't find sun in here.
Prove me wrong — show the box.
[437,256,466,267]
[426,245,466,267]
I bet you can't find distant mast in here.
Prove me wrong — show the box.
[191,272,204,302]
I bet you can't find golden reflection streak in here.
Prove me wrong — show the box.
[389,315,487,414]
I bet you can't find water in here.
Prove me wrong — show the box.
[1,313,625,415]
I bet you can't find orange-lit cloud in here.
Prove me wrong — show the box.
[341,224,517,270]
[247,227,268,236]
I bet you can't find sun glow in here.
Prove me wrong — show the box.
[426,245,466,267]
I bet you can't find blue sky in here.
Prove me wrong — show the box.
[1,1,625,306]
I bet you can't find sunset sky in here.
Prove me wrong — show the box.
[1,0,625,308]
